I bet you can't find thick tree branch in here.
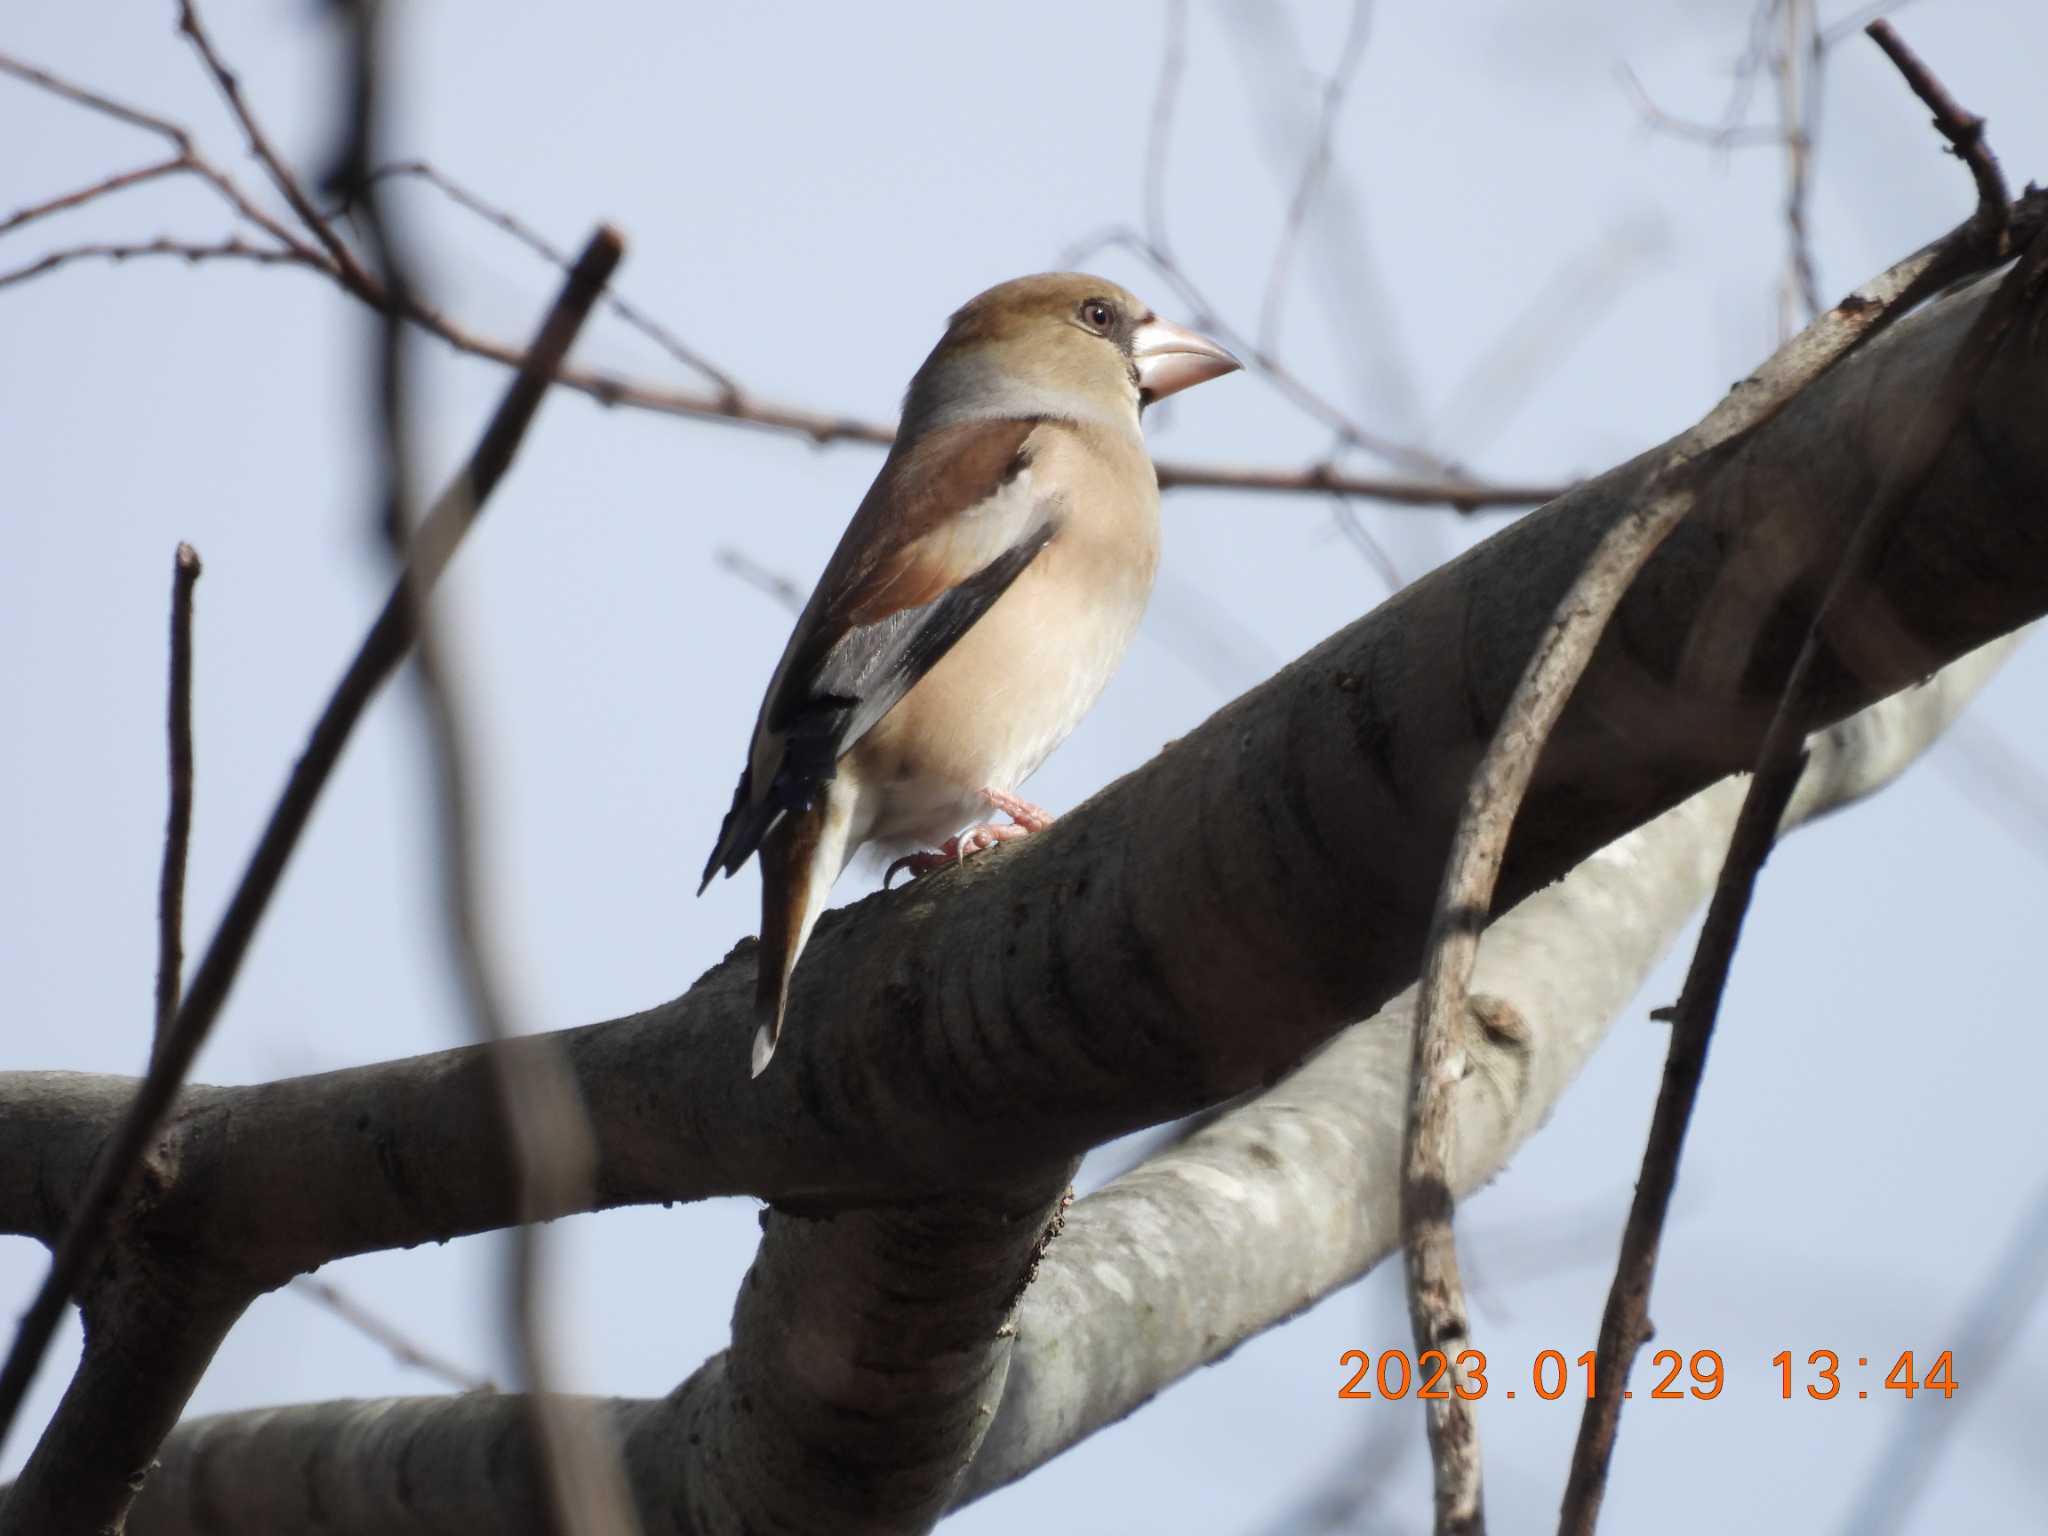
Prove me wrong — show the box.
[1559,212,2048,1536]
[102,631,2022,1534]
[1558,36,2029,1527]
[961,629,2023,1507]
[1396,66,2021,1518]
[3,222,2044,1282]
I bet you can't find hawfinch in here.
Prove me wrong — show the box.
[701,272,1240,1074]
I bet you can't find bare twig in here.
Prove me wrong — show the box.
[0,34,1564,509]
[1330,496,1406,593]
[1256,0,1372,354]
[1561,218,2048,1536]
[0,157,186,239]
[1616,63,1782,149]
[1142,0,1187,252]
[715,546,806,612]
[1837,1170,2048,1535]
[332,2,640,1528]
[1776,0,1823,334]
[152,544,202,1070]
[1071,222,1473,481]
[174,0,377,296]
[1939,720,2048,874]
[361,159,742,400]
[1816,0,1922,50]
[1558,40,2037,1530]
[1401,93,2038,1533]
[0,236,305,291]
[290,1277,497,1394]
[0,53,192,144]
[1154,457,1556,508]
[0,213,623,1475]
[1866,18,2011,245]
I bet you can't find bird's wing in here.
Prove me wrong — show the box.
[701,416,1061,887]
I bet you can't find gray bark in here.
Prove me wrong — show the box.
[4,261,2046,1532]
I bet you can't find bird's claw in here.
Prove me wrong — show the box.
[882,790,1055,888]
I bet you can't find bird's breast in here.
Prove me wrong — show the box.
[851,487,1159,849]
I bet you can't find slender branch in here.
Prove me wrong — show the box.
[174,0,378,297]
[714,546,806,612]
[1256,0,1372,353]
[0,237,307,291]
[152,543,201,1069]
[0,31,1565,510]
[291,1278,497,1394]
[362,159,741,401]
[1141,0,1186,252]
[335,5,639,1527]
[0,157,186,238]
[1866,18,2011,245]
[1776,0,1822,333]
[0,53,192,145]
[1330,496,1407,591]
[0,219,623,1473]
[1398,112,2030,1533]
[1557,203,2048,1536]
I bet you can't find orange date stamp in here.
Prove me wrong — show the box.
[1336,1348,1959,1402]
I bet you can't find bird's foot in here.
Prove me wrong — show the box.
[883,789,1056,887]
[975,787,1055,833]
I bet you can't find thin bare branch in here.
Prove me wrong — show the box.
[1558,47,2038,1526]
[0,236,307,291]
[0,217,622,1475]
[1837,1169,2048,1535]
[334,3,640,1527]
[1330,496,1406,592]
[1402,109,2037,1533]
[714,546,805,613]
[1939,720,2048,874]
[1561,219,2048,1536]
[1142,0,1187,251]
[1256,0,1372,354]
[1816,0,1922,50]
[0,158,187,239]
[362,159,742,400]
[0,53,191,146]
[1615,63,1783,150]
[1776,0,1822,334]
[1866,18,2012,245]
[0,38,1564,509]
[291,1277,498,1395]
[152,544,202,1070]
[174,0,377,296]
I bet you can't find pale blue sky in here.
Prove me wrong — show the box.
[5,2,2045,1529]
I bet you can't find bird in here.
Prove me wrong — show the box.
[700,272,1241,1075]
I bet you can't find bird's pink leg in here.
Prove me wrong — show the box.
[883,788,1056,887]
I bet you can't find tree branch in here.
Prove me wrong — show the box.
[101,629,2024,1534]
[1,204,2040,1270]
[152,544,201,1070]
[1558,211,2048,1536]
[1866,18,2010,247]
[0,25,1565,511]
[1398,139,2028,1529]
[0,226,623,1530]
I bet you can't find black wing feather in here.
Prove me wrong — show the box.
[698,519,1057,888]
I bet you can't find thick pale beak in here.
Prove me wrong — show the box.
[1131,317,1242,402]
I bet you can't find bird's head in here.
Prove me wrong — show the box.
[902,272,1241,437]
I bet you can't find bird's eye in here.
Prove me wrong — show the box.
[1079,299,1115,333]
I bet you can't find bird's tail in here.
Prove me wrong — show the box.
[751,787,857,1077]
